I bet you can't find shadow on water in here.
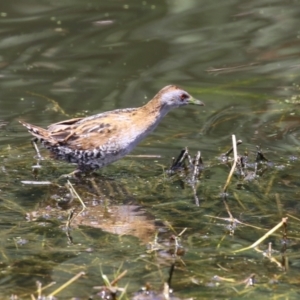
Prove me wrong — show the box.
[1,0,300,299]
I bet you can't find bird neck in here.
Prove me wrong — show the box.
[142,96,171,120]
[131,96,173,136]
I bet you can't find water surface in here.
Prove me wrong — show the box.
[1,0,300,299]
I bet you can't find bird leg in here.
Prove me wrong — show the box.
[31,138,44,160]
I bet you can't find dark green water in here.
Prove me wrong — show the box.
[1,0,300,299]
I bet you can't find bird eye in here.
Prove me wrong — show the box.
[180,94,188,101]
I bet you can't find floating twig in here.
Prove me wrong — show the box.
[21,181,52,185]
[26,91,70,117]
[127,154,162,158]
[223,139,242,158]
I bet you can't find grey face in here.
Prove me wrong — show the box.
[161,89,205,108]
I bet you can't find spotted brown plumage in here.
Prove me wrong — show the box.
[20,85,204,174]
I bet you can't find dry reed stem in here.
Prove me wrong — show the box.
[67,180,86,210]
[49,271,85,297]
[223,135,237,193]
[234,217,288,253]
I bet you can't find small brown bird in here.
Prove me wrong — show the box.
[20,85,204,176]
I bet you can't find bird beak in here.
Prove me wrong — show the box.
[189,97,205,106]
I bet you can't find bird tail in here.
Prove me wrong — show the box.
[19,121,53,143]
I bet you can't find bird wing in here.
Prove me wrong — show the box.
[47,117,84,130]
[48,109,137,150]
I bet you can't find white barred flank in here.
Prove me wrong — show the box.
[41,142,121,171]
